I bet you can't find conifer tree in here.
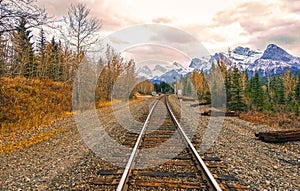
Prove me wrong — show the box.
[295,76,300,104]
[229,66,245,111]
[11,17,36,77]
[224,70,232,104]
[249,72,267,111]
[277,77,286,105]
[36,28,46,78]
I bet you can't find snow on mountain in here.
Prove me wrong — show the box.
[152,64,167,77]
[210,46,262,71]
[189,57,211,72]
[152,69,183,83]
[247,44,300,76]
[136,65,153,79]
[151,62,189,83]
[136,62,188,82]
[136,44,300,83]
[207,44,300,76]
[230,46,262,71]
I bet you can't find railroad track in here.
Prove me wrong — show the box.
[93,95,223,190]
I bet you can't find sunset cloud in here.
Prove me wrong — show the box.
[38,0,300,58]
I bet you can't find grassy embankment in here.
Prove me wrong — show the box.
[0,77,127,154]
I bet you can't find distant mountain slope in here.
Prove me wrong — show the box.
[136,44,300,83]
[136,62,187,82]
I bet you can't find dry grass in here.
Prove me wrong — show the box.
[0,77,72,154]
[0,77,140,154]
[239,111,300,129]
[0,77,146,154]
[0,77,72,130]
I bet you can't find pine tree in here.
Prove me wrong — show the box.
[249,72,268,111]
[295,76,300,104]
[11,17,36,78]
[277,77,286,105]
[36,28,46,78]
[224,69,232,105]
[229,67,245,111]
[45,36,64,81]
[181,77,193,96]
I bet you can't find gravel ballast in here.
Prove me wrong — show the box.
[1,96,299,190]
[170,95,300,191]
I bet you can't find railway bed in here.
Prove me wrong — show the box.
[93,95,249,191]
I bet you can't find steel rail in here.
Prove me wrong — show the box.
[116,98,161,191]
[165,96,222,191]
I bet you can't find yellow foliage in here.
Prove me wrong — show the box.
[0,77,72,149]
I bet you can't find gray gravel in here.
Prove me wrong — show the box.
[170,95,300,191]
[0,97,156,190]
[1,95,299,190]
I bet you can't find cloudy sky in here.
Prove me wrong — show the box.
[38,0,300,66]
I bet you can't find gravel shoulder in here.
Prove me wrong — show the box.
[171,96,300,191]
[0,97,156,190]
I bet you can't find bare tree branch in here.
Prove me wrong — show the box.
[62,3,102,56]
[0,0,49,33]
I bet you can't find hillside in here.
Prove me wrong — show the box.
[0,77,72,153]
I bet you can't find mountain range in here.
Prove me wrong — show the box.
[136,44,300,83]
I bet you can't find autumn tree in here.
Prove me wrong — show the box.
[190,71,208,100]
[282,70,296,103]
[112,59,136,100]
[96,46,136,101]
[134,80,154,95]
[62,3,102,106]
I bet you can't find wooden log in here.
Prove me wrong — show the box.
[201,110,239,117]
[255,129,300,143]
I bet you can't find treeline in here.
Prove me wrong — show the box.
[224,66,300,115]
[185,61,300,115]
[0,22,77,81]
[135,80,155,95]
[0,1,149,134]
[0,0,141,105]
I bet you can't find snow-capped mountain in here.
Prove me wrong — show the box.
[152,68,184,83]
[247,44,300,76]
[210,46,262,71]
[136,62,187,80]
[189,57,212,71]
[208,44,300,76]
[136,43,300,83]
[136,65,153,79]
